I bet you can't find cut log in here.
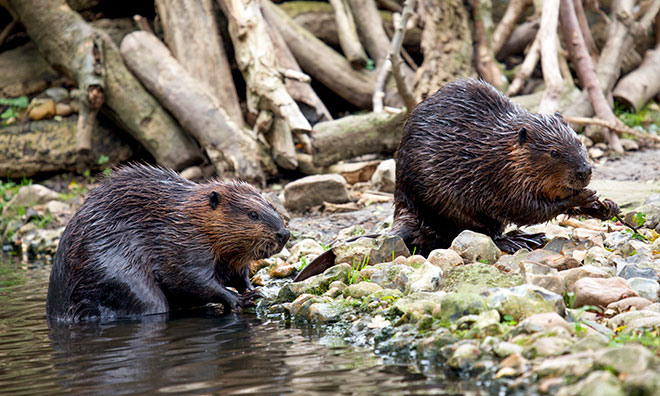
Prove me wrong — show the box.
[262,0,377,109]
[613,44,660,111]
[120,31,265,183]
[155,0,244,127]
[9,0,202,170]
[310,111,407,167]
[0,116,133,178]
[328,0,368,69]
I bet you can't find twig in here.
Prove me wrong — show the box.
[565,116,660,144]
[507,34,540,96]
[373,0,417,112]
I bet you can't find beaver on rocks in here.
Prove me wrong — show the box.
[46,163,289,322]
[392,78,619,255]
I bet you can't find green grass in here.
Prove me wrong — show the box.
[614,100,660,135]
[348,254,370,285]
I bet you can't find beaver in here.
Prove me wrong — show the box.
[392,78,619,255]
[46,163,289,322]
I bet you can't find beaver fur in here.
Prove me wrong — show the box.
[393,78,618,255]
[46,164,289,322]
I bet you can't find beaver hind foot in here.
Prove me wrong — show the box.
[493,231,546,254]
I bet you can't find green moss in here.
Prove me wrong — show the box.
[441,263,523,293]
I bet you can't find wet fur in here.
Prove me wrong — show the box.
[46,164,288,322]
[393,79,593,255]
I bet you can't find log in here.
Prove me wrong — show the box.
[310,111,407,167]
[0,116,133,178]
[267,117,298,170]
[471,0,504,89]
[492,0,531,55]
[156,0,245,127]
[262,0,377,109]
[9,0,202,170]
[328,0,368,69]
[218,0,311,136]
[496,19,539,60]
[537,0,563,114]
[613,44,660,111]
[348,0,389,65]
[120,31,265,183]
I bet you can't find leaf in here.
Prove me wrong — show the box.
[1,108,16,119]
[97,154,110,165]
[0,96,28,109]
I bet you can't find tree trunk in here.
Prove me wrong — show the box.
[310,111,407,167]
[9,0,202,170]
[262,0,377,109]
[471,0,504,88]
[155,0,245,127]
[414,0,475,101]
[120,31,265,183]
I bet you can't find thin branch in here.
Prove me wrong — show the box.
[565,116,660,144]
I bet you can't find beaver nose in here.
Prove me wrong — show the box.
[276,228,290,245]
[576,163,592,181]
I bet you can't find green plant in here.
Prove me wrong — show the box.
[298,255,309,271]
[564,291,577,309]
[0,96,28,108]
[502,314,517,326]
[365,58,376,71]
[348,254,370,285]
[97,154,110,165]
[320,242,330,252]
[633,212,646,227]
[408,246,417,266]
[32,213,54,228]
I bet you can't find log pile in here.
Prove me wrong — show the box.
[1,0,659,181]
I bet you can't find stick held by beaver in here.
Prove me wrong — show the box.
[46,163,289,323]
[392,78,619,255]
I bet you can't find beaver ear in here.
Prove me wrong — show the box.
[209,191,221,210]
[517,127,528,145]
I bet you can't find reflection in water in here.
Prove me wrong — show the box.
[1,254,476,395]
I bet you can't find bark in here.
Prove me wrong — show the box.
[472,0,504,89]
[267,117,298,170]
[9,0,202,170]
[414,0,475,101]
[559,0,623,153]
[120,31,265,183]
[574,0,598,62]
[496,19,539,60]
[310,111,407,167]
[0,117,133,178]
[348,0,390,65]
[492,0,532,55]
[156,0,244,127]
[377,0,402,12]
[328,0,368,69]
[262,0,377,109]
[537,0,563,114]
[612,44,660,111]
[265,17,331,124]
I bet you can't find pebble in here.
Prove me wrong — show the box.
[28,99,56,120]
[54,103,73,117]
[283,174,349,212]
[571,277,639,308]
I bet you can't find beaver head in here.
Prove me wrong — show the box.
[187,181,289,269]
[508,112,592,201]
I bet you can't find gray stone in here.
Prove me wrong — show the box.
[438,292,488,322]
[407,261,443,293]
[493,342,524,357]
[2,184,60,219]
[442,262,523,293]
[620,138,639,151]
[333,234,409,267]
[393,291,445,321]
[289,294,332,318]
[526,336,574,358]
[617,264,658,280]
[286,238,325,265]
[370,159,395,193]
[623,371,660,396]
[468,310,502,337]
[370,262,414,292]
[620,239,652,258]
[534,351,595,378]
[482,284,566,321]
[518,261,564,294]
[595,344,658,374]
[450,230,501,264]
[571,277,639,308]
[447,342,481,370]
[283,174,349,211]
[427,248,464,273]
[604,231,632,251]
[308,302,344,322]
[343,282,383,298]
[622,316,660,334]
[627,277,660,302]
[583,246,616,270]
[44,87,69,101]
[515,312,571,334]
[607,296,653,313]
[556,370,623,396]
[607,310,660,330]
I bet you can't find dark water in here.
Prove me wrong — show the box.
[0,254,479,395]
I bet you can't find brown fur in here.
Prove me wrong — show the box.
[46,163,289,322]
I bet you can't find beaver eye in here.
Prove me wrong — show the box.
[248,211,259,220]
[550,150,560,159]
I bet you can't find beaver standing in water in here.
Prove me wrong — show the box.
[393,79,619,255]
[46,164,289,322]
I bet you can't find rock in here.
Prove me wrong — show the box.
[427,248,464,273]
[328,160,380,184]
[54,103,73,117]
[283,174,349,211]
[558,265,611,291]
[20,227,64,257]
[626,277,660,302]
[323,280,347,298]
[393,291,445,321]
[2,184,61,219]
[570,277,639,308]
[442,263,523,293]
[596,344,658,375]
[370,159,395,193]
[617,263,658,280]
[623,371,660,396]
[607,296,653,313]
[277,263,352,302]
[28,99,56,120]
[583,246,616,271]
[447,342,481,370]
[534,351,595,378]
[620,239,652,258]
[526,336,574,358]
[588,147,605,160]
[333,234,409,267]
[604,231,632,251]
[633,201,660,229]
[450,230,501,264]
[482,284,566,321]
[308,302,344,322]
[515,312,572,334]
[556,370,623,396]
[336,225,367,240]
[438,292,488,322]
[468,309,502,337]
[620,138,639,151]
[45,87,69,101]
[407,261,443,293]
[43,200,73,226]
[370,262,415,292]
[180,166,203,180]
[622,315,660,334]
[268,262,296,278]
[607,310,660,330]
[289,294,332,318]
[343,282,383,298]
[286,238,325,265]
[498,352,529,376]
[494,342,524,358]
[518,261,564,294]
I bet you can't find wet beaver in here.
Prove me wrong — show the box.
[46,164,289,322]
[393,78,618,255]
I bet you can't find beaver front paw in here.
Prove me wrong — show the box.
[240,289,263,308]
[566,188,599,208]
[587,198,621,220]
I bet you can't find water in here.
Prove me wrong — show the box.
[0,254,480,395]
